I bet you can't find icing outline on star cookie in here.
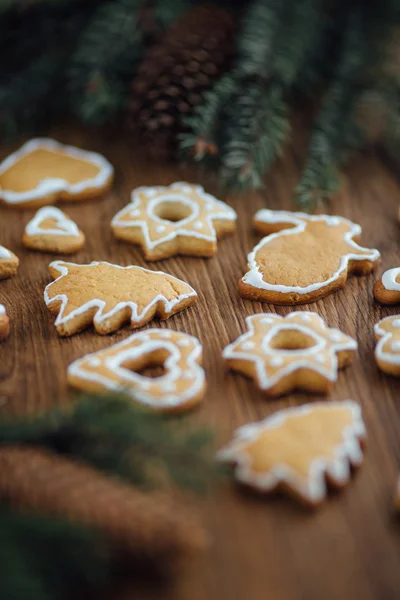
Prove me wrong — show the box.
[0,138,114,206]
[44,260,197,333]
[68,329,205,412]
[374,315,400,373]
[217,400,366,504]
[222,312,357,395]
[25,206,81,237]
[241,209,380,300]
[111,182,237,258]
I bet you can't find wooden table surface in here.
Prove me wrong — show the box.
[1,127,400,600]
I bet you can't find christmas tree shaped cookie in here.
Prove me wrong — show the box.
[44,261,197,336]
[0,138,114,208]
[218,401,366,506]
[23,207,85,254]
[68,329,205,412]
[111,182,237,260]
[0,245,19,279]
[240,209,380,304]
[223,312,357,396]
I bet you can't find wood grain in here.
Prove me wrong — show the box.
[1,127,400,600]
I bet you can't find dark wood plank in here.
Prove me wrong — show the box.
[1,127,400,600]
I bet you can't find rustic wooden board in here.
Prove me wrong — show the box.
[1,128,400,600]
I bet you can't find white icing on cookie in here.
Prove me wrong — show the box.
[44,260,197,328]
[0,246,11,259]
[374,316,400,366]
[222,312,357,391]
[243,209,380,295]
[381,267,400,291]
[68,329,205,410]
[25,206,80,237]
[0,138,114,205]
[0,304,6,315]
[111,181,237,250]
[217,400,366,503]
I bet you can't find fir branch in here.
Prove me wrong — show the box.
[0,393,218,491]
[68,0,145,124]
[295,9,367,209]
[0,505,110,600]
[270,0,321,87]
[68,0,187,125]
[180,74,234,161]
[0,4,93,141]
[0,55,59,141]
[236,0,283,76]
[219,0,317,188]
[220,79,290,189]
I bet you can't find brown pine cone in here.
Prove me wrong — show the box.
[129,3,236,160]
[0,446,209,564]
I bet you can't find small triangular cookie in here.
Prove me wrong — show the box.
[0,245,19,279]
[23,207,85,254]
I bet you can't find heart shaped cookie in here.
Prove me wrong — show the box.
[68,329,205,412]
[0,138,114,208]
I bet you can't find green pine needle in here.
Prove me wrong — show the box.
[221,80,290,189]
[0,505,111,600]
[68,0,145,124]
[0,392,219,492]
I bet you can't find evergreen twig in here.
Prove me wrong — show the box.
[295,3,397,209]
[0,393,218,491]
[68,0,187,124]
[68,0,146,124]
[0,506,110,600]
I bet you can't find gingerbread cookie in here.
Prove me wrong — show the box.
[0,138,114,208]
[222,312,357,396]
[0,245,19,279]
[68,329,205,412]
[44,260,197,336]
[23,207,85,254]
[0,304,9,340]
[239,209,380,304]
[218,401,366,506]
[373,268,400,304]
[111,182,237,260]
[374,315,400,376]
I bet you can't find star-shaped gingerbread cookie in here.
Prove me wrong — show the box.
[111,182,237,260]
[218,401,366,506]
[222,312,357,396]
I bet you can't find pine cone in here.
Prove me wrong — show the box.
[0,446,209,564]
[129,3,236,160]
